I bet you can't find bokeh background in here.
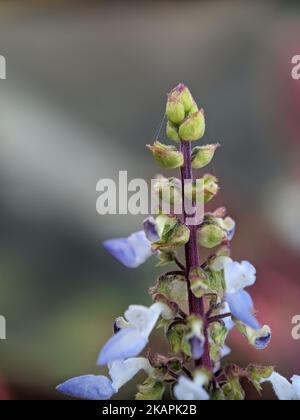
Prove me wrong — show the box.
[0,0,299,400]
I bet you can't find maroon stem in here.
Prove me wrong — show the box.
[208,313,232,324]
[180,140,212,370]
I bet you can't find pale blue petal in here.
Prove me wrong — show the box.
[189,336,204,360]
[226,290,261,330]
[226,222,236,241]
[103,231,152,268]
[97,328,148,365]
[56,375,116,400]
[255,331,272,350]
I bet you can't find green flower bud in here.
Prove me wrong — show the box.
[203,174,219,202]
[166,121,180,142]
[178,110,206,141]
[166,97,185,124]
[176,85,194,112]
[136,378,165,400]
[198,224,226,248]
[188,100,199,115]
[169,83,195,113]
[147,141,184,169]
[191,144,220,169]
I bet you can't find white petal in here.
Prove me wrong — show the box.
[109,357,153,392]
[124,302,165,339]
[114,316,130,330]
[291,375,300,400]
[224,260,256,293]
[174,376,209,401]
[153,302,173,320]
[263,372,297,400]
[220,345,231,358]
[194,371,209,387]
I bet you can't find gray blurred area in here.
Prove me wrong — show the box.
[0,0,300,399]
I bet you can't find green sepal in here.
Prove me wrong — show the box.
[212,388,226,400]
[189,267,209,298]
[167,322,191,356]
[149,272,187,307]
[246,365,274,394]
[222,378,245,400]
[198,224,226,249]
[210,322,228,347]
[156,251,176,267]
[136,377,165,400]
[152,218,190,252]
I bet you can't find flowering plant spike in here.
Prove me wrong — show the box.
[57,84,299,400]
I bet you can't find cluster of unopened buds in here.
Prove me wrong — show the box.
[57,84,300,400]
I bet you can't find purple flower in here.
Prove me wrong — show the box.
[57,357,153,400]
[226,290,261,330]
[189,336,205,360]
[97,303,172,365]
[254,329,272,350]
[103,230,152,268]
[56,375,116,400]
[143,217,160,242]
[211,257,261,330]
[97,328,148,365]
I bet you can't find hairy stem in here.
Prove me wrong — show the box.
[180,140,212,370]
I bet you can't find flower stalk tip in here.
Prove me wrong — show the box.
[57,83,278,401]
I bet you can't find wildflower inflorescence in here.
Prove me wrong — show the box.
[57,84,299,400]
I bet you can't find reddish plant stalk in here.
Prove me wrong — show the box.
[180,140,212,370]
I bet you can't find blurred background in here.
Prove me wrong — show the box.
[0,0,299,400]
